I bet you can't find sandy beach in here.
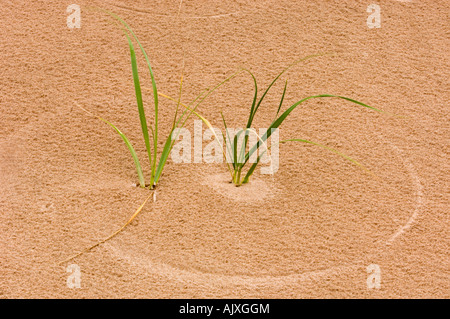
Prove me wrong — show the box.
[0,0,448,298]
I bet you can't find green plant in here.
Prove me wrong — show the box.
[225,60,387,186]
[162,55,387,186]
[62,10,390,264]
[85,11,237,189]
[84,10,379,189]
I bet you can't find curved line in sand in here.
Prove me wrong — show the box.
[386,144,425,244]
[105,242,358,286]
[105,138,425,285]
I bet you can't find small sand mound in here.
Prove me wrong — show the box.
[203,173,277,203]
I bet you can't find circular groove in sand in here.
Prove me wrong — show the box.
[105,140,425,285]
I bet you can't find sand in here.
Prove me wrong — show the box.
[0,0,448,298]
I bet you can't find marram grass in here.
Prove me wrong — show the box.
[62,10,395,263]
[80,10,195,189]
[162,55,388,186]
[81,10,386,188]
[81,10,248,189]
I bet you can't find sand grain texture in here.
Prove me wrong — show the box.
[0,0,448,298]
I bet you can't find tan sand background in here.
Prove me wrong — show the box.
[0,0,448,298]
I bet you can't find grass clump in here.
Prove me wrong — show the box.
[221,56,386,186]
[81,11,388,189]
[161,54,388,186]
[82,10,209,189]
[91,11,248,189]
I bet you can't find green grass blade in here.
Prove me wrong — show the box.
[242,69,258,129]
[126,33,153,176]
[240,55,327,171]
[239,69,258,173]
[104,10,159,185]
[153,133,173,185]
[75,103,146,188]
[243,94,385,167]
[153,67,185,186]
[272,95,383,130]
[100,118,146,188]
[242,158,259,184]
[242,138,376,184]
[173,87,210,130]
[275,79,288,120]
[248,53,327,128]
[153,65,186,185]
[233,132,240,166]
[172,70,184,130]
[220,112,235,169]
[236,128,271,185]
